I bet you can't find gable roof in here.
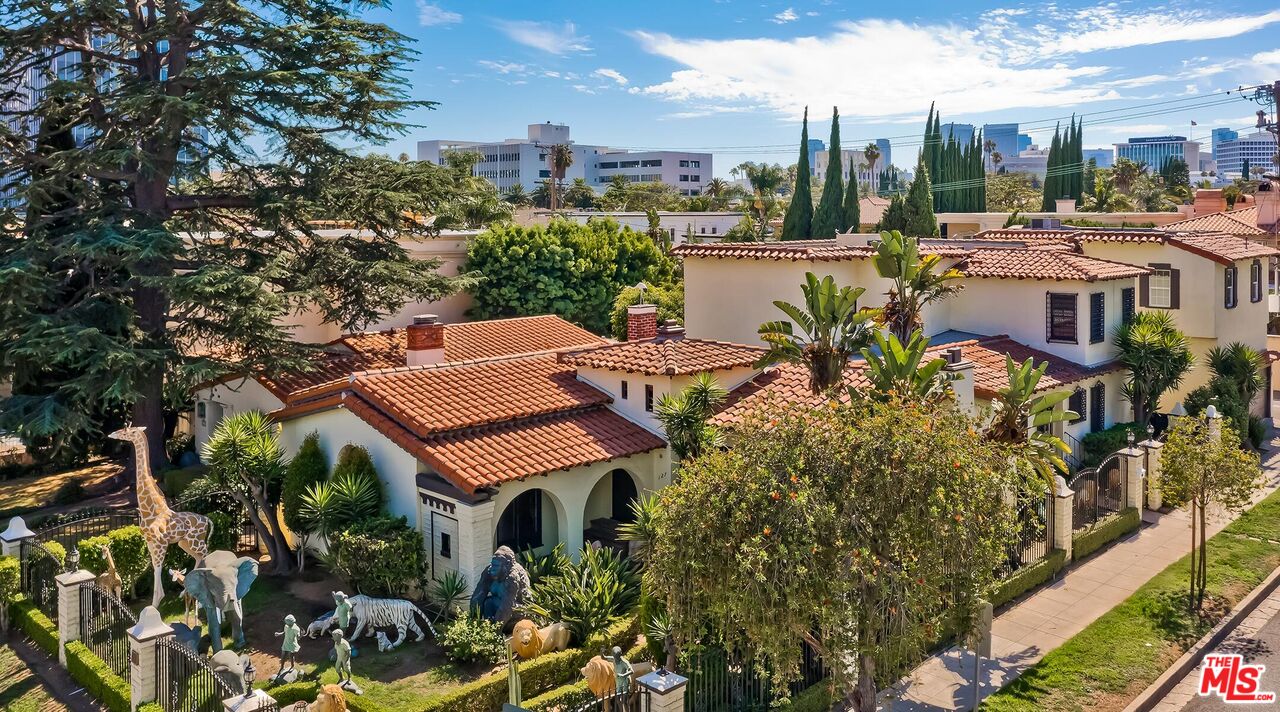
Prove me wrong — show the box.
[957,248,1149,282]
[972,227,1278,266]
[558,336,765,375]
[670,240,970,262]
[1158,207,1265,236]
[712,334,1121,426]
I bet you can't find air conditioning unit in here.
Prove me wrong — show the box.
[1030,218,1062,229]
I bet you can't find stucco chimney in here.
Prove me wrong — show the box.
[1192,189,1228,217]
[406,314,445,367]
[1256,178,1278,231]
[1054,199,1077,214]
[942,347,976,415]
[626,304,658,341]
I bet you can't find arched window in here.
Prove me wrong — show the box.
[496,490,543,552]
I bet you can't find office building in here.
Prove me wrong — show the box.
[1211,128,1239,160]
[806,138,825,177]
[875,138,892,170]
[813,149,881,190]
[999,150,1049,177]
[1018,134,1033,154]
[416,122,713,196]
[940,122,975,144]
[1215,131,1278,177]
[1114,136,1200,171]
[983,123,1019,158]
[1083,149,1114,168]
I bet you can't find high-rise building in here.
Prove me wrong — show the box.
[806,138,825,177]
[982,123,1019,159]
[1083,149,1114,168]
[1113,136,1200,171]
[1214,131,1278,177]
[940,122,975,144]
[813,148,880,189]
[416,122,714,196]
[1211,128,1239,160]
[1017,134,1032,154]
[875,138,892,170]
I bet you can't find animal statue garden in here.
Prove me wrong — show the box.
[210,650,251,697]
[173,550,259,652]
[469,546,531,625]
[510,619,571,660]
[94,545,123,600]
[289,683,348,712]
[168,567,199,623]
[348,594,435,649]
[108,426,213,607]
[581,655,616,698]
[306,611,337,639]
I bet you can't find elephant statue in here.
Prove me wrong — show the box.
[174,550,259,653]
[210,650,251,697]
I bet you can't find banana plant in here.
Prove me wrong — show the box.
[856,330,955,401]
[986,355,1078,487]
[757,272,879,395]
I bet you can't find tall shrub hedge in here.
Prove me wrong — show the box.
[65,641,131,712]
[77,526,151,598]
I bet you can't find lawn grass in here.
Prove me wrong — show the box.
[0,459,120,517]
[0,643,61,712]
[982,489,1280,711]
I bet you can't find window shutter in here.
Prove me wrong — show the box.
[1069,388,1086,423]
[1090,381,1105,433]
[1252,260,1263,303]
[1121,287,1136,322]
[1169,268,1180,309]
[1225,266,1237,309]
[1089,292,1105,344]
[1139,274,1150,307]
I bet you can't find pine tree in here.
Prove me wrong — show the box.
[812,107,846,237]
[876,194,907,232]
[904,155,940,237]
[842,170,861,232]
[781,107,815,240]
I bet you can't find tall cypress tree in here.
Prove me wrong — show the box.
[812,107,846,237]
[1042,124,1062,211]
[842,167,861,232]
[781,107,814,241]
[905,155,939,237]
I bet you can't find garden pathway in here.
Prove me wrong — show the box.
[879,444,1280,712]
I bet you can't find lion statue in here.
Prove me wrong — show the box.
[291,684,347,712]
[581,655,616,697]
[511,619,571,660]
[469,546,531,625]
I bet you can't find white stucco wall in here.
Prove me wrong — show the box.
[574,365,759,433]
[192,378,285,448]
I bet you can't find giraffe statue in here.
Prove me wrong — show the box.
[108,426,213,607]
[95,545,123,600]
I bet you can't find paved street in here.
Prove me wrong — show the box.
[1151,587,1280,711]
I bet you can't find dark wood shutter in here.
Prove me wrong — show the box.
[1046,293,1078,343]
[1069,388,1086,423]
[1089,292,1105,343]
[1121,287,1136,322]
[1225,266,1238,309]
[1251,260,1262,303]
[1169,267,1180,309]
[1089,381,1105,433]
[1139,273,1150,307]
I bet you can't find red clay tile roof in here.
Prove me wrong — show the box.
[559,337,765,375]
[1164,232,1278,263]
[1159,208,1265,236]
[352,354,610,436]
[957,248,1150,282]
[972,228,1278,266]
[712,335,1120,426]
[671,240,970,261]
[258,315,605,401]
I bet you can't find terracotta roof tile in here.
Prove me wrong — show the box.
[671,240,970,262]
[972,228,1278,265]
[1165,232,1278,263]
[1159,208,1265,235]
[957,248,1149,282]
[712,335,1121,426]
[559,337,765,375]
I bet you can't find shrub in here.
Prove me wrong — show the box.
[527,545,640,644]
[12,599,58,656]
[1080,423,1145,468]
[175,475,241,516]
[53,478,86,505]
[990,549,1067,609]
[65,641,131,712]
[331,445,384,510]
[429,570,470,621]
[518,543,571,586]
[165,433,195,465]
[282,432,329,535]
[609,282,684,341]
[78,526,151,598]
[440,615,507,665]
[161,465,208,498]
[0,555,18,607]
[328,515,424,596]
[1072,508,1141,560]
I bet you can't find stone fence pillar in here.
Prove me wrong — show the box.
[1141,439,1163,511]
[1206,405,1222,442]
[0,516,34,558]
[1119,446,1145,510]
[222,689,278,712]
[637,668,688,712]
[1053,475,1074,561]
[55,569,95,665]
[129,606,174,712]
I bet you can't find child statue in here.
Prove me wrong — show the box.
[274,614,302,681]
[332,591,353,631]
[332,629,354,690]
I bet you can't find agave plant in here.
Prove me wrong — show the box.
[517,543,571,586]
[654,373,728,462]
[857,330,955,401]
[757,272,878,395]
[430,570,470,623]
[986,356,1077,486]
[525,546,640,644]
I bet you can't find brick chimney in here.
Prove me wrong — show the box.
[1192,189,1228,217]
[626,304,658,341]
[406,314,445,367]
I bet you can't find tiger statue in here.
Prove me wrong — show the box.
[348,595,437,649]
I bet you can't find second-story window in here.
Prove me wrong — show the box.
[1142,264,1179,309]
[621,380,628,400]
[1121,287,1136,323]
[1046,292,1078,344]
[1225,266,1238,309]
[644,384,654,412]
[1251,260,1263,303]
[1089,292,1105,344]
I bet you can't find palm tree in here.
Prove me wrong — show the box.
[503,183,533,207]
[704,177,730,209]
[737,161,786,196]
[991,151,1003,169]
[654,373,728,462]
[1083,172,1135,212]
[986,356,1078,486]
[863,142,881,174]
[603,174,631,210]
[756,273,879,394]
[1113,157,1144,193]
[871,230,964,343]
[857,330,954,401]
[563,177,597,209]
[983,138,997,171]
[1206,342,1265,408]
[1113,311,1194,426]
[547,144,574,210]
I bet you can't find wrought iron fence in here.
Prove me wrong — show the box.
[154,636,238,712]
[34,509,139,553]
[684,645,827,712]
[1068,453,1125,530]
[19,538,63,620]
[236,516,259,554]
[1062,431,1083,472]
[1003,490,1052,576]
[78,582,136,678]
[571,688,651,712]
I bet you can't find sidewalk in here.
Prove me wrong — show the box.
[880,446,1280,711]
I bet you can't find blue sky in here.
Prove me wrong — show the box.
[364,1,1280,177]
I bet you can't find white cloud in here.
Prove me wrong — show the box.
[592,68,629,86]
[1254,49,1280,69]
[771,8,798,24]
[571,84,596,94]
[477,60,528,75]
[1027,9,1280,57]
[416,1,461,27]
[495,20,591,55]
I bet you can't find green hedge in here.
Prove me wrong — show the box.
[0,555,19,608]
[268,681,376,712]
[11,599,58,656]
[991,549,1068,609]
[161,465,207,498]
[786,682,837,711]
[138,704,164,712]
[524,640,651,712]
[65,641,131,712]
[420,616,640,712]
[78,526,151,598]
[1079,423,1144,469]
[1072,508,1140,561]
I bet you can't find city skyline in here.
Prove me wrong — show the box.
[364,0,1280,176]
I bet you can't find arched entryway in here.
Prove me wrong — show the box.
[583,468,640,554]
[495,488,561,555]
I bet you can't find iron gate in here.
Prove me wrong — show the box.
[79,582,136,678]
